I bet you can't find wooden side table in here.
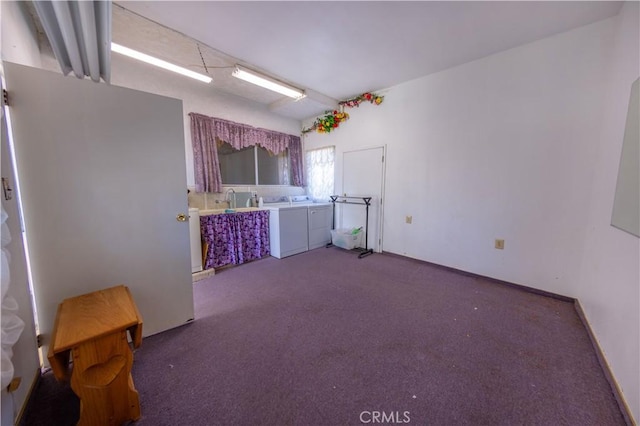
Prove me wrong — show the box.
[48,285,143,425]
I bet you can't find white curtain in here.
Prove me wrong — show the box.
[1,205,24,390]
[277,150,290,185]
[305,146,335,202]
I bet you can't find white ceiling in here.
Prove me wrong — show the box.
[115,1,622,121]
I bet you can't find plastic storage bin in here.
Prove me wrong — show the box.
[330,228,363,250]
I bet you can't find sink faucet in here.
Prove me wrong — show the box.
[225,188,236,209]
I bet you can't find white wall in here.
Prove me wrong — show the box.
[107,54,301,188]
[306,17,615,297]
[578,2,639,422]
[0,0,41,68]
[37,38,301,190]
[304,11,638,421]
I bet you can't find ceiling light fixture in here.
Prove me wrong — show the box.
[111,43,212,83]
[232,65,305,99]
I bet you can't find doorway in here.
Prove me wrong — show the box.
[341,146,386,252]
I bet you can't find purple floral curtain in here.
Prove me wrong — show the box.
[190,113,222,193]
[233,210,270,264]
[212,117,291,154]
[201,213,237,268]
[189,113,304,192]
[201,210,270,269]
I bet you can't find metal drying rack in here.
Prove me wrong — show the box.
[326,195,374,258]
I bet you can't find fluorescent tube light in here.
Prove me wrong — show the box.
[233,65,305,99]
[111,43,212,83]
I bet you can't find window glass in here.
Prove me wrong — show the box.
[217,141,291,185]
[218,142,255,185]
[257,146,291,185]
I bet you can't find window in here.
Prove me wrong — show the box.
[305,146,335,202]
[217,141,291,185]
[189,113,304,192]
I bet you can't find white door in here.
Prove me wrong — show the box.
[3,62,194,360]
[342,147,385,252]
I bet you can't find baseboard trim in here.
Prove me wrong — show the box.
[574,300,635,426]
[380,251,574,302]
[192,268,215,282]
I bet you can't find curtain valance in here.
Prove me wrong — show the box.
[189,113,304,192]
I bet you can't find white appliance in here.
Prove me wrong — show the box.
[266,205,309,258]
[263,196,332,258]
[307,204,333,250]
[188,208,203,272]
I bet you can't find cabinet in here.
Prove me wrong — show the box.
[268,206,309,258]
[189,208,203,273]
[308,204,332,250]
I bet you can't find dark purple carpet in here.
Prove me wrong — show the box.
[21,248,625,425]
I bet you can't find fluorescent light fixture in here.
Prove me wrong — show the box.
[233,65,305,99]
[111,42,212,83]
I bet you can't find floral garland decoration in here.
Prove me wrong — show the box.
[339,92,384,108]
[303,110,349,134]
[302,91,384,134]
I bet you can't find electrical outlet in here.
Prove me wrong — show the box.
[406,216,412,224]
[495,239,505,250]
